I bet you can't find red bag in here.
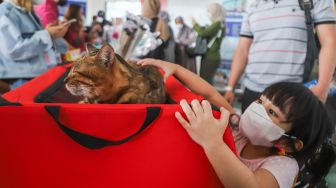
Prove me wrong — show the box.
[0,65,236,188]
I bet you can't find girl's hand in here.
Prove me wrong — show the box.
[175,99,230,149]
[137,58,177,81]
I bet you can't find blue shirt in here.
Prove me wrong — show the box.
[0,1,67,79]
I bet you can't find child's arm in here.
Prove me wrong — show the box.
[176,100,280,188]
[138,59,235,113]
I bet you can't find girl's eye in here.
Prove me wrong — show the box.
[269,109,278,117]
[256,99,262,104]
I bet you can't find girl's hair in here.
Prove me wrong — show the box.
[262,82,335,187]
[64,4,83,29]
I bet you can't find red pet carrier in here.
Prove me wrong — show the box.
[0,64,236,188]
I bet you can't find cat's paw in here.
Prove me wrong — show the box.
[78,100,88,104]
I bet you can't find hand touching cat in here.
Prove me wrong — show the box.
[176,99,230,149]
[137,59,177,81]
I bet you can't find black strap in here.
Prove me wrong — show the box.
[44,106,161,149]
[34,68,71,103]
[0,95,21,106]
[299,0,319,82]
[150,17,159,33]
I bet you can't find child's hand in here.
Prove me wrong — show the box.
[137,58,177,81]
[175,99,230,149]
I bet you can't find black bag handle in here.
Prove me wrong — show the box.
[299,0,319,82]
[0,95,21,106]
[45,106,161,149]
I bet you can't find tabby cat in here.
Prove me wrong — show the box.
[64,44,166,104]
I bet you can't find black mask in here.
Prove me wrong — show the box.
[58,0,67,7]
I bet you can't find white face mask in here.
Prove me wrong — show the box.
[176,24,183,30]
[97,17,104,23]
[239,102,286,147]
[32,0,45,5]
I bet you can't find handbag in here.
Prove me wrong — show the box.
[186,36,208,57]
[186,26,223,57]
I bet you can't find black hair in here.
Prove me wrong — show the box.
[262,82,335,187]
[58,0,67,7]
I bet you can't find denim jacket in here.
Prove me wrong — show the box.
[0,1,67,79]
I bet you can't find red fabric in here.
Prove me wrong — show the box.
[1,65,236,188]
[3,66,67,103]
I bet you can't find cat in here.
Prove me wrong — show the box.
[64,44,166,104]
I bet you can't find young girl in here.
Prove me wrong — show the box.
[138,59,335,188]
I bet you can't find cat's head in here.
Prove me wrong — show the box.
[64,44,130,103]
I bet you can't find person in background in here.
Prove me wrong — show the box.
[192,3,226,84]
[175,16,197,74]
[224,0,336,112]
[158,10,176,63]
[0,0,69,90]
[97,10,109,29]
[96,10,109,38]
[91,15,97,26]
[88,23,103,48]
[34,0,67,27]
[141,0,170,60]
[63,4,86,52]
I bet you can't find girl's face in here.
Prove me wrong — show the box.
[257,95,292,132]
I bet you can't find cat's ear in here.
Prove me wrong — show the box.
[86,43,99,56]
[96,44,115,67]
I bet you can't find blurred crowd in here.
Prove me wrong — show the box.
[0,0,228,94]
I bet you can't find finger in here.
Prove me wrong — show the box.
[175,112,191,131]
[180,99,196,122]
[219,107,230,126]
[201,100,213,116]
[137,59,147,65]
[191,100,204,117]
[137,58,154,66]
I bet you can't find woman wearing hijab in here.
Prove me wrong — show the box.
[192,3,226,84]
[141,0,170,60]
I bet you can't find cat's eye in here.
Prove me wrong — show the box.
[75,71,90,78]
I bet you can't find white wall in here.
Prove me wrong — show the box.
[167,0,221,27]
[86,0,105,24]
[85,0,222,26]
